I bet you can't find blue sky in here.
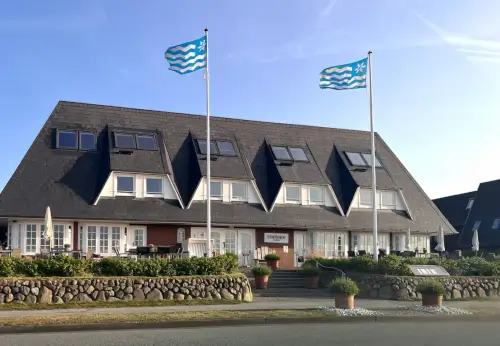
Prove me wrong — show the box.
[0,0,498,199]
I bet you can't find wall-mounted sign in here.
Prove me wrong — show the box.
[408,265,449,276]
[264,233,289,244]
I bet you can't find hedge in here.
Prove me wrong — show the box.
[0,253,239,278]
[306,254,500,276]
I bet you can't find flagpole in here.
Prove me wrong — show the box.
[204,28,212,258]
[368,51,378,261]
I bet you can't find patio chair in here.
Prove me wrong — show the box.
[113,247,129,258]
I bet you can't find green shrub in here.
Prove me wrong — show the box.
[416,280,445,295]
[328,277,359,296]
[299,266,321,277]
[264,253,280,260]
[252,266,272,276]
[0,258,14,277]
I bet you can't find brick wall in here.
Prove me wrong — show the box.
[256,229,295,269]
[147,225,191,246]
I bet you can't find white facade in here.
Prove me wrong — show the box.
[349,188,407,211]
[95,171,182,204]
[190,178,265,207]
[351,232,390,254]
[293,230,349,266]
[273,184,340,208]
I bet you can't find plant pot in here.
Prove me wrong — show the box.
[334,294,355,309]
[421,293,443,307]
[266,259,280,270]
[305,276,320,289]
[254,275,269,289]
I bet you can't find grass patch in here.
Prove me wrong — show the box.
[0,273,246,281]
[0,309,334,327]
[0,299,242,311]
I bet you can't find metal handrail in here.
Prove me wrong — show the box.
[294,251,346,278]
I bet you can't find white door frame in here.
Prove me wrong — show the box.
[294,231,307,267]
[237,229,255,266]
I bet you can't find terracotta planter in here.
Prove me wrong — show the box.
[305,276,320,289]
[254,275,269,289]
[334,294,355,309]
[266,259,280,270]
[422,293,443,307]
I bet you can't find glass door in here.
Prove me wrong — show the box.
[238,230,253,266]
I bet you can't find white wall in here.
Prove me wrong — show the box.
[98,172,178,200]
[273,184,337,207]
[191,177,262,204]
[350,188,407,211]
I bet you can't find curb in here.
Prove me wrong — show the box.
[0,313,499,334]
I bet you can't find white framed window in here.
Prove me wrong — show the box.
[231,182,247,201]
[177,228,186,243]
[224,231,237,254]
[410,235,429,252]
[145,177,163,196]
[111,227,121,251]
[359,189,373,206]
[209,181,222,200]
[99,226,109,253]
[285,185,301,203]
[87,226,97,252]
[116,175,135,195]
[308,186,324,205]
[191,229,206,239]
[380,191,396,209]
[133,228,145,247]
[7,224,11,249]
[26,224,37,253]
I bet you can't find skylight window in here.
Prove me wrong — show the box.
[57,130,78,149]
[346,151,383,168]
[493,219,500,230]
[288,147,308,162]
[114,133,135,149]
[80,132,96,151]
[136,134,157,150]
[216,141,236,156]
[197,139,218,155]
[271,146,292,161]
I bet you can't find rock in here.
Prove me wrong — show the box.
[86,285,95,295]
[115,290,125,299]
[477,287,486,297]
[462,289,470,299]
[5,294,13,303]
[378,285,393,300]
[368,289,378,299]
[220,288,234,300]
[166,291,174,300]
[452,289,462,299]
[31,287,39,296]
[62,293,74,302]
[3,286,10,294]
[146,288,163,301]
[123,294,133,301]
[173,293,185,300]
[107,297,120,302]
[143,286,151,295]
[96,291,106,302]
[73,293,92,302]
[14,293,25,301]
[52,296,64,304]
[124,286,133,294]
[20,286,30,296]
[25,294,37,304]
[242,286,253,302]
[133,289,145,301]
[212,291,221,300]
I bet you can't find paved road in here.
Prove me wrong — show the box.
[2,321,499,345]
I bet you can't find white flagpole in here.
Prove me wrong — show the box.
[368,51,378,261]
[204,28,211,257]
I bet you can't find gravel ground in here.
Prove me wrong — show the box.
[317,306,384,316]
[397,304,474,315]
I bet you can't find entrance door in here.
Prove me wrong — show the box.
[238,230,254,267]
[294,231,307,267]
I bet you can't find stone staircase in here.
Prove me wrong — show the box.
[254,269,332,298]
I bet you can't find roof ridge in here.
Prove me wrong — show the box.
[57,100,375,136]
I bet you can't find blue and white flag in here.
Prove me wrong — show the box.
[320,58,368,90]
[165,36,207,75]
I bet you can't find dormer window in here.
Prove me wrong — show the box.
[309,186,324,204]
[136,134,157,150]
[271,146,309,162]
[285,185,301,203]
[196,139,236,156]
[57,130,78,149]
[114,133,135,149]
[216,141,236,156]
[345,151,382,167]
[80,132,96,150]
[197,139,218,155]
[231,182,248,201]
[116,175,134,195]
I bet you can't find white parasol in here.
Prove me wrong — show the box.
[434,226,445,252]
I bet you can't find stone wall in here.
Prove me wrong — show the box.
[354,275,500,300]
[0,275,253,304]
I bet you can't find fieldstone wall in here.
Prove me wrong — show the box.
[355,275,500,300]
[0,275,253,304]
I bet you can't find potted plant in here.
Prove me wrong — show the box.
[264,253,280,270]
[252,266,272,289]
[328,277,359,309]
[300,266,321,289]
[416,280,445,307]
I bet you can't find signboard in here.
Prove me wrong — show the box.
[264,233,289,244]
[408,265,450,276]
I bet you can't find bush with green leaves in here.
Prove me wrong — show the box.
[416,280,445,295]
[264,253,280,260]
[328,277,359,296]
[0,253,239,278]
[252,265,272,276]
[299,265,321,277]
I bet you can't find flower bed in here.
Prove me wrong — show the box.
[0,254,239,278]
[0,274,253,304]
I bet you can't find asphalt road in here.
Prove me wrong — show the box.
[1,321,496,345]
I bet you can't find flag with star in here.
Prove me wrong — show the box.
[319,58,368,90]
[165,36,207,75]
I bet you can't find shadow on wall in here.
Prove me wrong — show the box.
[171,133,202,206]
[251,141,281,209]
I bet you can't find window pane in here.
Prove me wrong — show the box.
[271,146,291,160]
[87,226,97,251]
[286,186,301,201]
[309,187,324,203]
[58,130,77,149]
[346,152,366,166]
[210,181,222,198]
[197,139,217,155]
[146,178,163,194]
[112,227,121,251]
[80,132,96,150]
[26,224,37,253]
[360,189,372,205]
[362,153,382,167]
[231,182,247,199]
[117,176,134,193]
[114,133,135,148]
[133,229,144,246]
[136,135,156,150]
[381,191,395,206]
[216,141,236,156]
[99,226,109,254]
[288,147,308,162]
